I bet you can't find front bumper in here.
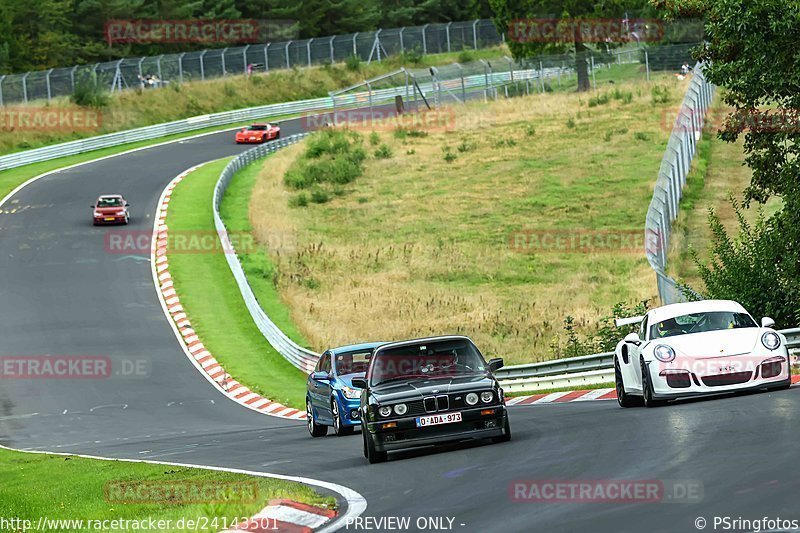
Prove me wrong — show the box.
[647,352,791,400]
[93,216,126,224]
[236,137,265,144]
[338,396,362,427]
[365,406,508,452]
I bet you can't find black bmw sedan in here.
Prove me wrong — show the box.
[352,335,511,464]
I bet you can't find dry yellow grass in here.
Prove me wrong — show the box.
[249,76,686,364]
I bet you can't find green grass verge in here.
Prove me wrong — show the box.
[0,447,333,533]
[504,382,615,398]
[166,158,307,409]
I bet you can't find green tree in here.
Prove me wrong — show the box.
[488,0,651,91]
[660,0,800,326]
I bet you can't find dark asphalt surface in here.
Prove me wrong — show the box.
[1,114,799,533]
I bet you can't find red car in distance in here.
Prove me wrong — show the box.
[92,195,130,225]
[235,123,281,144]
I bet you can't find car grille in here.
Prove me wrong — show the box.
[406,400,426,417]
[436,395,449,411]
[424,397,437,413]
[702,371,751,387]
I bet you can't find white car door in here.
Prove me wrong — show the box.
[620,315,648,392]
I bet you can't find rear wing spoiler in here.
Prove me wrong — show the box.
[615,316,645,328]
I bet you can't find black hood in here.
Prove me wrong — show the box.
[370,373,497,402]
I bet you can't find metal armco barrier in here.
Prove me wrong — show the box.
[645,63,715,304]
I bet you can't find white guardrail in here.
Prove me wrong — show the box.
[0,67,539,172]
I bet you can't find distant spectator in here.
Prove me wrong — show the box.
[247,63,254,77]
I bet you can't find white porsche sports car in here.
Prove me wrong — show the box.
[613,300,792,407]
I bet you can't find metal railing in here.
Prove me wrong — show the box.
[0,20,502,106]
[645,62,715,303]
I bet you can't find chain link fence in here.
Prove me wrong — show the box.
[645,63,715,304]
[0,20,502,107]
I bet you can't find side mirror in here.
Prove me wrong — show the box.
[487,358,504,372]
[624,332,641,346]
[311,371,330,382]
[125,203,130,207]
[762,317,776,328]
[351,377,367,389]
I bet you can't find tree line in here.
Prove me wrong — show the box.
[0,0,492,73]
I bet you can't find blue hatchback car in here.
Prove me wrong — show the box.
[306,342,384,437]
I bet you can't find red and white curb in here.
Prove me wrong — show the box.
[505,374,800,406]
[223,499,336,533]
[152,166,306,421]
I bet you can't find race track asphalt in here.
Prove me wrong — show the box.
[1,115,799,533]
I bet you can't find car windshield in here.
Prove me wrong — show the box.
[97,197,122,207]
[649,311,757,339]
[368,339,487,386]
[334,349,372,376]
[247,125,268,131]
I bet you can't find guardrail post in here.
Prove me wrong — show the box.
[264,43,270,72]
[446,22,452,52]
[422,24,429,54]
[472,20,479,50]
[285,41,292,68]
[178,53,185,83]
[221,47,228,76]
[367,81,373,120]
[307,39,313,66]
[0,75,4,106]
[21,72,29,104]
[45,69,53,101]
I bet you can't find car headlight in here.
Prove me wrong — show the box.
[378,406,392,417]
[93,211,102,217]
[481,391,493,403]
[762,331,781,350]
[465,393,479,406]
[393,403,407,416]
[653,344,676,362]
[341,386,360,399]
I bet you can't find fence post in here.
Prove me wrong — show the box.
[590,54,597,90]
[138,57,144,83]
[0,75,4,106]
[399,27,405,53]
[221,47,228,76]
[472,20,479,50]
[200,50,207,80]
[456,63,465,101]
[46,68,53,101]
[539,60,545,92]
[375,29,383,62]
[285,41,291,68]
[422,24,429,54]
[243,45,250,74]
[22,72,29,104]
[446,22,452,52]
[156,55,163,81]
[480,59,491,100]
[352,33,358,56]
[70,66,77,93]
[178,53,185,83]
[644,49,650,81]
[307,39,313,66]
[329,36,335,63]
[366,80,373,120]
[264,43,270,72]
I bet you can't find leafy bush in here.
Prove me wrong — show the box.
[71,72,109,108]
[345,54,361,71]
[633,131,651,141]
[442,146,457,163]
[650,85,671,105]
[458,49,474,63]
[566,117,576,129]
[588,93,610,107]
[369,131,380,146]
[289,192,309,208]
[457,139,475,153]
[310,188,331,204]
[393,127,428,140]
[525,124,536,137]
[374,143,393,159]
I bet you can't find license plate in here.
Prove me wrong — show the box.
[416,412,462,427]
[104,217,115,221]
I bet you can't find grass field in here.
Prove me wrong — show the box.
[0,447,333,533]
[165,159,308,407]
[247,71,684,366]
[0,47,509,156]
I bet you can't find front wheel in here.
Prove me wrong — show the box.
[332,399,354,436]
[641,359,665,408]
[491,415,511,443]
[616,358,643,408]
[307,400,327,437]
[364,428,387,464]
